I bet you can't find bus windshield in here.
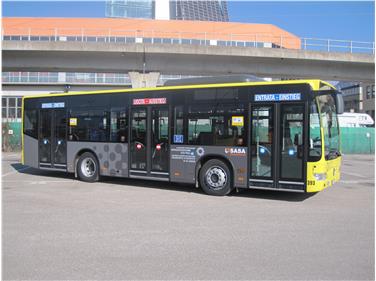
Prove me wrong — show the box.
[317,94,340,160]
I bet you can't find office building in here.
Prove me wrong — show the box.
[106,0,229,21]
[106,0,154,19]
[170,0,228,21]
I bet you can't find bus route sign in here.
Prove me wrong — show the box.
[254,93,301,102]
[41,102,65,108]
[133,98,167,105]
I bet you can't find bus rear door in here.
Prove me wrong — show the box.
[39,109,67,170]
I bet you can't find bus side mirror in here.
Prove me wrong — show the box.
[335,93,344,114]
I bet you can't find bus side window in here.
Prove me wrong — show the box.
[69,109,109,142]
[110,109,127,143]
[173,106,184,144]
[24,109,38,138]
[187,103,245,146]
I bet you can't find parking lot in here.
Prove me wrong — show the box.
[2,152,374,280]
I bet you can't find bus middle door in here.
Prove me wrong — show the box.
[129,102,170,180]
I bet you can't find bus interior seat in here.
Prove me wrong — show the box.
[197,132,214,145]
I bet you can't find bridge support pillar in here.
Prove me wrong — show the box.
[128,71,160,88]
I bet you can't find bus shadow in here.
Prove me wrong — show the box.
[10,163,76,179]
[230,188,317,202]
[11,163,316,201]
[102,176,204,195]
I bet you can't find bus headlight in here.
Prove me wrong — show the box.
[314,173,326,181]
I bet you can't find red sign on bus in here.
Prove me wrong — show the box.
[133,98,167,105]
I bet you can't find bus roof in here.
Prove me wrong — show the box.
[23,79,336,100]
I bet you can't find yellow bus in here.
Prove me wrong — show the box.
[22,77,343,195]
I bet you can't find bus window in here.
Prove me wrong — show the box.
[69,109,108,142]
[188,117,213,145]
[309,101,322,160]
[174,106,184,141]
[251,106,273,177]
[152,108,169,171]
[317,95,340,159]
[110,108,127,142]
[187,104,245,146]
[24,109,38,138]
[280,104,304,180]
[130,109,147,170]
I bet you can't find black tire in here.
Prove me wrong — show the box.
[199,159,233,196]
[77,152,99,182]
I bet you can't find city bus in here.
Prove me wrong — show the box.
[22,77,344,195]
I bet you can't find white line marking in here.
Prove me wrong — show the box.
[341,180,374,184]
[2,167,31,177]
[3,154,19,158]
[3,180,70,182]
[341,171,368,178]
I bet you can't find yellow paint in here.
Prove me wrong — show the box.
[21,97,24,165]
[307,156,342,192]
[23,79,335,100]
[306,123,342,192]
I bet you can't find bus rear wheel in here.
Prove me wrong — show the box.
[77,152,99,182]
[199,159,233,196]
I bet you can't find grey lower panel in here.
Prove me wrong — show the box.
[250,185,305,193]
[278,182,305,191]
[249,179,306,191]
[23,134,38,168]
[67,142,128,177]
[249,180,273,188]
[170,145,248,188]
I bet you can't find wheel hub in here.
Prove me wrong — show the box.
[205,166,227,190]
[81,158,96,177]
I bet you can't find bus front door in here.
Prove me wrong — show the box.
[250,103,306,191]
[129,106,169,180]
[39,109,67,170]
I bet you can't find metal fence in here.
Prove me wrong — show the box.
[2,27,374,54]
[2,72,199,85]
[341,127,375,154]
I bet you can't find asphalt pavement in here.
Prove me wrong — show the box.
[2,152,374,280]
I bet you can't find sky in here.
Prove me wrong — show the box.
[2,1,375,42]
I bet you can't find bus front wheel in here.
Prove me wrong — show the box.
[199,159,233,196]
[77,152,99,182]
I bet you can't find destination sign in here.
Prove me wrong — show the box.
[41,102,65,108]
[254,93,301,102]
[133,98,167,105]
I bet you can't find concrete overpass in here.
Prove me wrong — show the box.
[3,41,375,85]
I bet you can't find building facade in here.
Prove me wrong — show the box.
[105,0,154,19]
[340,82,375,120]
[170,0,228,22]
[363,83,375,120]
[106,0,228,21]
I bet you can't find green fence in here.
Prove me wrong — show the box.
[340,127,375,154]
[2,121,22,152]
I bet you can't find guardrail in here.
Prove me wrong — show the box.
[302,38,374,54]
[2,72,198,85]
[2,27,374,54]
